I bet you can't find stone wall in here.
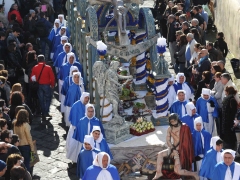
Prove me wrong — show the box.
[214,0,240,58]
[214,0,240,90]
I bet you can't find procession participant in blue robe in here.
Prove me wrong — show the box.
[58,52,83,103]
[168,73,194,107]
[54,43,79,73]
[77,135,100,179]
[52,35,68,63]
[212,149,240,180]
[196,88,218,135]
[50,26,68,59]
[60,66,79,112]
[58,14,67,27]
[82,152,120,180]
[199,136,224,179]
[66,92,90,162]
[73,103,106,143]
[48,19,60,43]
[181,102,200,133]
[64,72,85,127]
[192,117,211,174]
[91,126,113,159]
[170,90,187,118]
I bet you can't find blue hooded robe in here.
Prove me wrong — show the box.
[64,83,83,107]
[181,113,200,133]
[69,100,85,127]
[170,100,187,118]
[192,129,211,157]
[61,76,73,96]
[58,62,83,81]
[211,161,240,180]
[73,116,106,143]
[199,148,223,179]
[77,148,100,178]
[82,164,120,180]
[52,43,64,62]
[196,96,218,123]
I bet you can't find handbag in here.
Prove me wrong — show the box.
[30,65,45,93]
[30,140,40,167]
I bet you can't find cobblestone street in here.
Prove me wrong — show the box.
[31,97,78,180]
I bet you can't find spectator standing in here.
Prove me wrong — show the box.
[207,42,223,62]
[30,55,55,121]
[217,60,228,74]
[192,49,211,82]
[35,12,52,57]
[7,4,23,26]
[221,86,238,149]
[7,27,24,54]
[174,34,187,73]
[185,33,197,66]
[194,71,211,101]
[209,64,222,90]
[13,109,34,172]
[167,15,180,68]
[191,6,205,29]
[214,32,228,58]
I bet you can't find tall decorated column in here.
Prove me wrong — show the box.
[151,37,171,126]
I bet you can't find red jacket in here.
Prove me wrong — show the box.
[8,10,23,26]
[31,62,55,87]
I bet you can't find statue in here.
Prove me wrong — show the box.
[153,113,199,180]
[112,0,128,34]
[93,61,133,125]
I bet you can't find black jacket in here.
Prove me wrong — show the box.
[214,38,228,57]
[167,21,180,43]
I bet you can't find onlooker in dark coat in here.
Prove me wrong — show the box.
[214,32,228,58]
[174,34,187,73]
[221,86,238,149]
[194,71,211,100]
[192,49,211,82]
[207,42,224,62]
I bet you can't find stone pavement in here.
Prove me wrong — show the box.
[31,97,78,180]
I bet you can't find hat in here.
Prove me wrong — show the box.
[210,136,221,150]
[177,90,186,95]
[221,149,236,159]
[0,160,6,171]
[29,9,35,14]
[201,88,210,96]
[61,36,68,41]
[194,117,203,131]
[185,102,196,116]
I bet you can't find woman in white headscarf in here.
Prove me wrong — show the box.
[212,149,240,180]
[77,135,100,179]
[199,136,223,179]
[192,117,211,174]
[90,126,113,159]
[48,19,60,42]
[64,72,84,126]
[66,92,90,162]
[82,152,120,180]
[60,65,79,112]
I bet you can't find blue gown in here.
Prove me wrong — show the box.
[170,100,187,118]
[211,161,239,180]
[58,62,83,80]
[82,164,120,180]
[77,148,100,178]
[48,28,60,42]
[54,51,79,69]
[64,83,83,107]
[69,100,85,127]
[73,116,106,143]
[196,97,218,123]
[52,44,63,62]
[199,148,223,179]
[61,76,73,96]
[192,129,211,157]
[94,138,113,159]
[181,113,200,133]
[173,82,194,94]
[51,34,64,55]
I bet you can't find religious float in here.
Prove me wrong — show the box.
[66,0,180,179]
